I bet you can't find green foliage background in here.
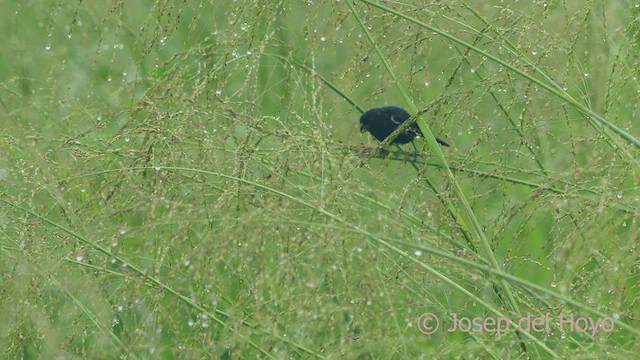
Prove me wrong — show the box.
[1,0,639,358]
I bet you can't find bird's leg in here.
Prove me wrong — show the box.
[410,140,419,161]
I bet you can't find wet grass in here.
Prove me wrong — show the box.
[1,1,639,358]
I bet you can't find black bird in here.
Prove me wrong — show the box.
[359,106,450,148]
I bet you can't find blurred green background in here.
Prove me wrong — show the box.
[1,0,639,358]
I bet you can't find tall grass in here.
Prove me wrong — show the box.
[1,0,638,358]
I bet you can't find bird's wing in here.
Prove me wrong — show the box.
[389,115,402,125]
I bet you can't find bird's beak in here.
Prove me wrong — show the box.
[360,124,367,133]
